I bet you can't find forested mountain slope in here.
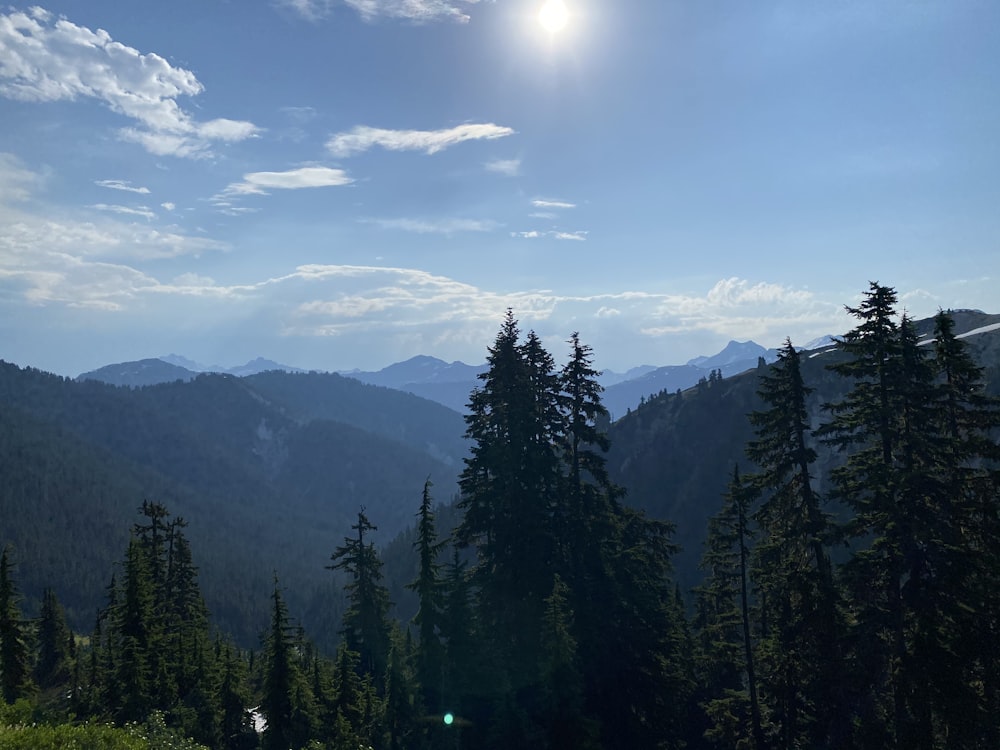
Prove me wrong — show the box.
[0,363,463,644]
[607,308,1000,594]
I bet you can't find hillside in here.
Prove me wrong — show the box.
[606,309,1000,594]
[0,363,464,645]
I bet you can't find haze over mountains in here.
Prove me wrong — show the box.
[8,307,996,650]
[78,339,785,417]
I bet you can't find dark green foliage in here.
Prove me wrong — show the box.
[694,467,765,750]
[0,548,33,704]
[0,362,462,647]
[33,588,73,693]
[329,509,392,682]
[748,339,846,748]
[406,479,445,718]
[261,579,313,750]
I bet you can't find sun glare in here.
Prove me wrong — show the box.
[538,0,569,33]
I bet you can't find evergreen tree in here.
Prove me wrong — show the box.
[384,626,418,750]
[694,467,765,749]
[406,479,445,717]
[113,537,155,722]
[820,282,905,747]
[33,587,74,693]
[540,574,599,750]
[0,547,33,704]
[329,508,392,683]
[456,312,561,717]
[747,339,844,748]
[261,577,313,750]
[217,641,257,750]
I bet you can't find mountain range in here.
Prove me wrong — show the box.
[78,339,784,418]
[8,309,997,650]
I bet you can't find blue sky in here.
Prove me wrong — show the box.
[1,0,998,376]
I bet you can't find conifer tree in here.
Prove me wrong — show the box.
[456,312,561,709]
[114,538,155,722]
[0,546,33,704]
[261,577,313,750]
[747,339,844,747]
[694,467,765,749]
[329,508,392,683]
[384,626,418,750]
[407,479,445,717]
[33,587,74,693]
[540,574,599,750]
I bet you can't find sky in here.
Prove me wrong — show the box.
[1,0,998,377]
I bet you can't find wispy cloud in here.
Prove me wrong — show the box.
[349,0,479,23]
[511,229,587,241]
[531,198,575,209]
[362,217,499,234]
[161,202,176,212]
[485,158,521,176]
[91,203,156,220]
[219,166,354,197]
[95,179,150,194]
[279,0,480,23]
[0,152,42,202]
[327,123,514,157]
[0,8,260,158]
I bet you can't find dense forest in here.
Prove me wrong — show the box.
[2,282,999,748]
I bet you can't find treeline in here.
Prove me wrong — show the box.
[2,283,999,749]
[694,283,1000,748]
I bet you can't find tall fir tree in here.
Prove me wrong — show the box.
[33,587,74,693]
[747,338,845,748]
[0,546,33,704]
[406,479,445,718]
[329,508,392,683]
[693,466,765,749]
[261,577,314,750]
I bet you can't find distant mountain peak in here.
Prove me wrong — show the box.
[687,340,772,369]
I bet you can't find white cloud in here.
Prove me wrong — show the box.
[531,198,575,209]
[529,211,557,219]
[0,152,43,202]
[344,0,479,23]
[327,123,514,157]
[278,0,480,23]
[91,203,156,220]
[552,231,587,241]
[220,166,354,197]
[639,278,834,341]
[362,217,499,234]
[0,8,260,158]
[596,307,621,318]
[161,202,175,211]
[95,179,150,194]
[511,229,587,241]
[485,158,521,176]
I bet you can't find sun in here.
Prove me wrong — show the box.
[538,0,569,33]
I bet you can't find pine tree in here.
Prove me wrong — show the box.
[0,546,33,704]
[329,508,392,683]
